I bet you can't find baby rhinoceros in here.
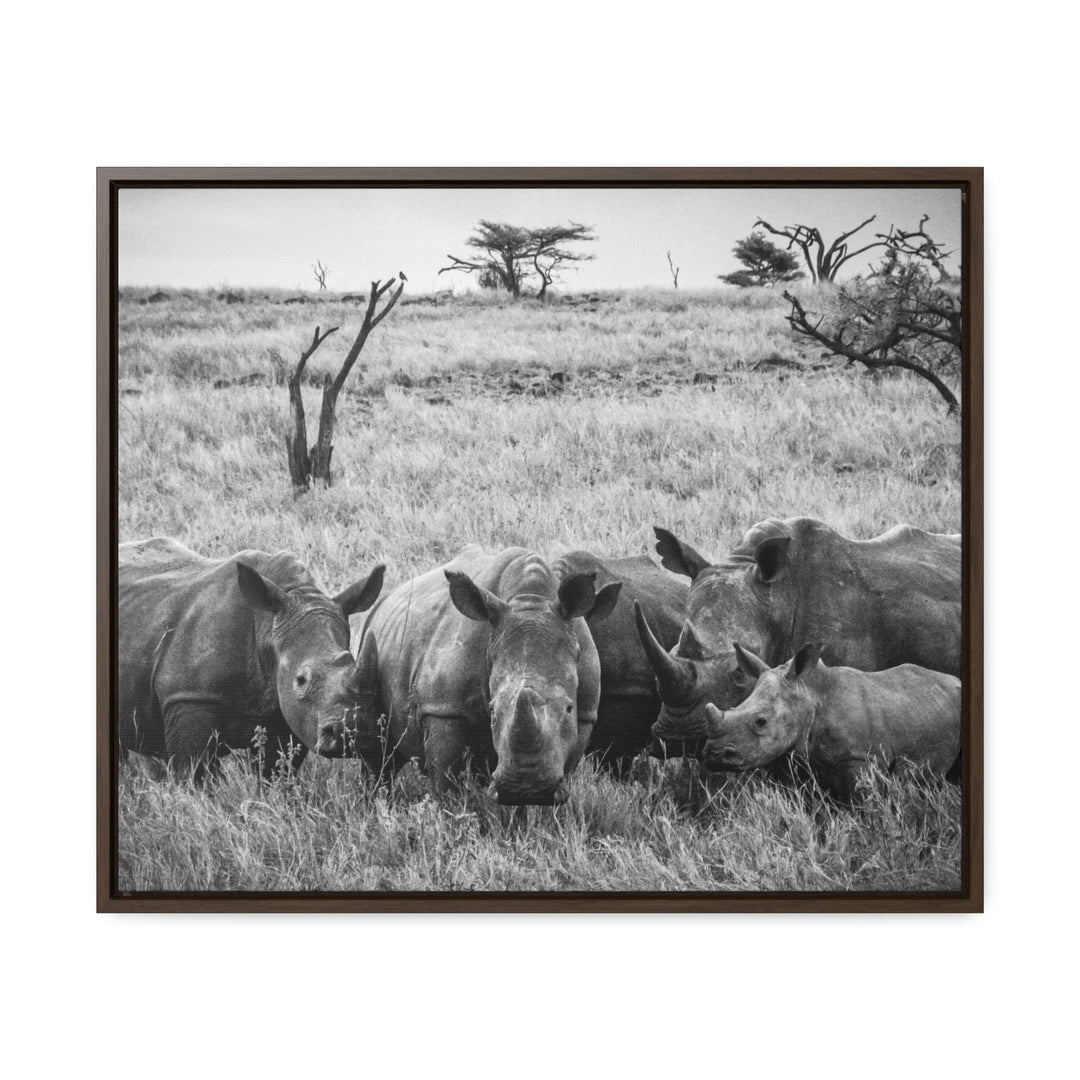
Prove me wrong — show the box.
[702,642,961,801]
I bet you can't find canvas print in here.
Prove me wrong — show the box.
[111,180,970,898]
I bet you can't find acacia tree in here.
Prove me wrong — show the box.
[781,219,960,411]
[440,220,595,299]
[754,215,888,284]
[284,274,405,491]
[719,231,804,287]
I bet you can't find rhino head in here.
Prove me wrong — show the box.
[702,642,823,773]
[637,525,794,757]
[236,562,385,756]
[446,567,620,805]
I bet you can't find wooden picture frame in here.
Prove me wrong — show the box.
[98,167,982,912]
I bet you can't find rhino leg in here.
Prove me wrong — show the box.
[814,759,868,804]
[163,701,226,782]
[423,716,470,795]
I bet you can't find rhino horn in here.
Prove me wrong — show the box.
[635,601,694,704]
[509,688,544,754]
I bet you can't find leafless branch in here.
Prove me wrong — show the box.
[876,215,955,279]
[756,216,886,283]
[782,290,958,411]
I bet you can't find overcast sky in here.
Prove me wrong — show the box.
[120,186,962,293]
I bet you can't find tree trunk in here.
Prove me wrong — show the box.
[310,384,339,485]
[501,253,520,298]
[285,372,312,493]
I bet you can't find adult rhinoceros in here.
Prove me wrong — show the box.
[635,518,961,756]
[118,537,385,777]
[353,546,620,805]
[553,551,687,770]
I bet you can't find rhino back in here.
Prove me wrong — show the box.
[776,519,961,675]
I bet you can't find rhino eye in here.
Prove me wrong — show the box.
[753,716,767,731]
[731,669,745,685]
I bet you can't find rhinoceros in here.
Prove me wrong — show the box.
[118,537,385,777]
[353,546,620,805]
[635,518,961,756]
[553,551,688,770]
[702,642,961,801]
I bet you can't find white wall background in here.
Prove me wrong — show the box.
[3,2,1074,1076]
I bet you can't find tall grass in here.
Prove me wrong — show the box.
[117,287,962,892]
[118,755,960,893]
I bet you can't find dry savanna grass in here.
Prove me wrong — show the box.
[117,286,962,893]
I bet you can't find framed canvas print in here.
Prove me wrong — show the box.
[97,167,982,912]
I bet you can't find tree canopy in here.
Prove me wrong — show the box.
[441,220,596,299]
[719,232,805,288]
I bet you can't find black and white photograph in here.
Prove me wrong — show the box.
[102,171,980,906]
[17,0,1080,1068]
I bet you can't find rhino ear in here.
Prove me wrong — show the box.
[654,527,711,581]
[784,642,823,682]
[237,562,288,615]
[584,580,621,623]
[556,572,601,620]
[754,536,791,583]
[733,642,770,678]
[446,570,509,625]
[335,564,385,617]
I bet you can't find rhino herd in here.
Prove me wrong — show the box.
[118,516,962,805]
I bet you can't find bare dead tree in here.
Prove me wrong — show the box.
[755,216,888,285]
[873,215,954,281]
[284,275,405,491]
[667,251,680,289]
[313,259,330,291]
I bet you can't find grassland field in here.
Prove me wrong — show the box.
[117,285,962,893]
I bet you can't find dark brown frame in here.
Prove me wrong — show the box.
[97,167,983,913]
